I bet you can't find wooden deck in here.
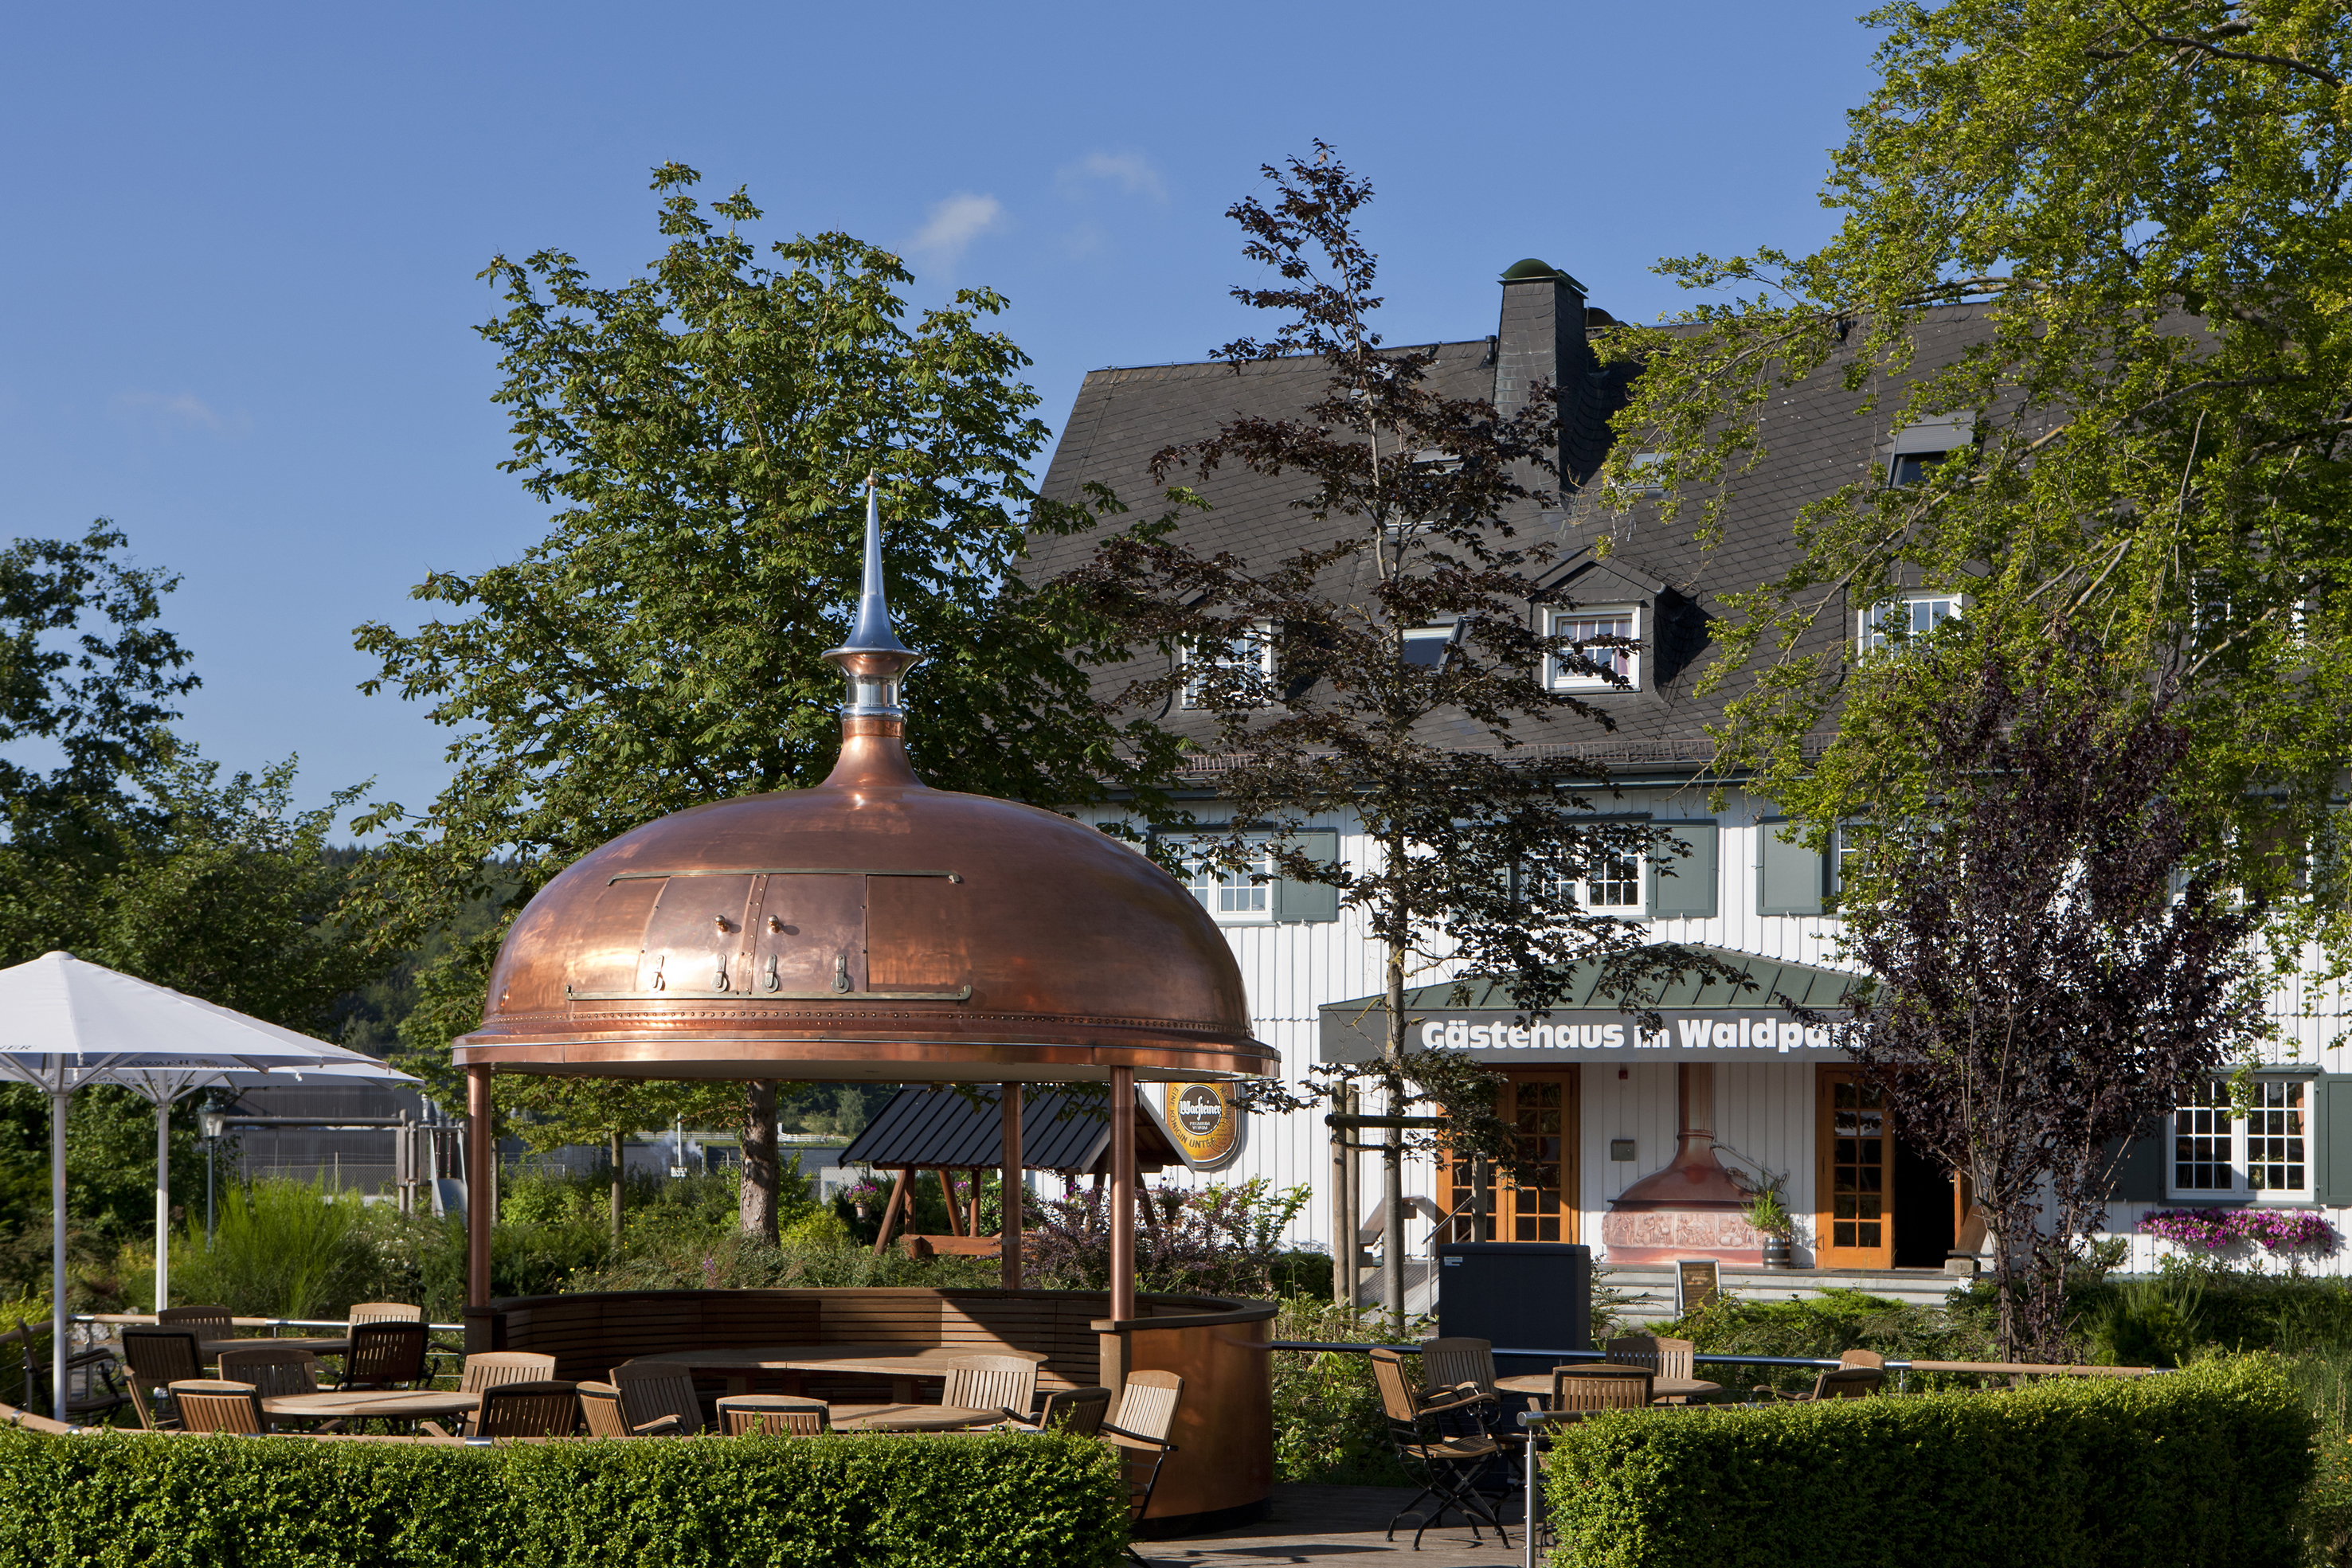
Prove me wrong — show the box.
[1140,1485,1526,1568]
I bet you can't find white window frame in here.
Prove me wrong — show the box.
[1857,593,1963,656]
[1165,835,1278,925]
[1548,604,1642,692]
[1525,852,1645,917]
[2167,1077,2312,1202]
[1180,624,1274,710]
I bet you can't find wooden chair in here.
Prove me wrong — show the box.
[342,1323,431,1390]
[1545,1365,1656,1416]
[460,1351,558,1394]
[716,1395,831,1436]
[939,1355,1038,1420]
[609,1359,706,1437]
[578,1382,632,1438]
[1368,1349,1506,1551]
[1603,1335,1695,1398]
[1104,1371,1187,1562]
[1753,1364,1885,1402]
[215,1346,324,1399]
[1420,1337,1498,1399]
[169,1379,269,1435]
[427,1380,578,1441]
[346,1302,423,1328]
[1837,1349,1885,1370]
[996,1386,1112,1436]
[157,1304,234,1341]
[119,1328,205,1429]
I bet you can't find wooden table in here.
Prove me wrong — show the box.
[831,1403,1002,1432]
[204,1337,350,1360]
[261,1389,479,1425]
[1494,1371,1721,1403]
[625,1344,1047,1402]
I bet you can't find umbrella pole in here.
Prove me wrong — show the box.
[51,1090,68,1423]
[155,1097,170,1312]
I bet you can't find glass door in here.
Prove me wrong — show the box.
[1443,1069,1579,1243]
[1815,1066,1893,1268]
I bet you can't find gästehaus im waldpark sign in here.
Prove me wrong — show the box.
[1025,256,2352,1308]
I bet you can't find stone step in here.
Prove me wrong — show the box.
[1599,1265,1970,1323]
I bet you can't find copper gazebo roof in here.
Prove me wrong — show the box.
[453,483,1276,1085]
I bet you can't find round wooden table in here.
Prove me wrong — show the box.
[261,1389,479,1425]
[1494,1371,1721,1403]
[205,1337,350,1360]
[830,1402,1001,1432]
[624,1344,1047,1401]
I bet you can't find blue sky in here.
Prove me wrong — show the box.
[0,2,1884,834]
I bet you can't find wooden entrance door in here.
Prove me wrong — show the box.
[1443,1069,1579,1244]
[1815,1066,1893,1269]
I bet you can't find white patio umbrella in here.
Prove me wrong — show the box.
[0,951,391,1421]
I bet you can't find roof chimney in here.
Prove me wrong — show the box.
[1494,259,1610,490]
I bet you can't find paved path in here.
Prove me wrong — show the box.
[1138,1485,1529,1568]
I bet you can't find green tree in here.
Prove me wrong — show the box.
[350,163,1182,1235]
[1065,147,1736,1322]
[1597,0,2352,955]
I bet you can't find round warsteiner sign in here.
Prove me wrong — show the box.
[1163,1081,1243,1169]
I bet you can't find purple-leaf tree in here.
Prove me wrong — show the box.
[1821,622,2266,1360]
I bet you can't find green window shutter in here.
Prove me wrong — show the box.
[1278,830,1340,923]
[1647,820,1719,920]
[2323,1078,2352,1206]
[1757,820,1825,916]
[2109,1113,2170,1202]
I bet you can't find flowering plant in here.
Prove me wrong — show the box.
[2139,1208,2339,1255]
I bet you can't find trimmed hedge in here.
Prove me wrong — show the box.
[0,1428,1127,1568]
[1544,1355,2313,1568]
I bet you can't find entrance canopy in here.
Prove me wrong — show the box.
[1318,944,1859,1066]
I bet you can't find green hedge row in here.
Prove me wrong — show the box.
[0,1427,1127,1568]
[1544,1356,2314,1568]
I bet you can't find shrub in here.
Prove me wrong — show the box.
[1268,1296,1408,1485]
[165,1179,382,1319]
[0,1426,1126,1568]
[564,1230,995,1292]
[1546,1355,2312,1568]
[1025,1178,1309,1297]
[1660,1288,1994,1394]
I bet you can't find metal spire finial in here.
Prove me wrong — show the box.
[824,473,922,719]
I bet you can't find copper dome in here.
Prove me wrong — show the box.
[453,486,1275,1085]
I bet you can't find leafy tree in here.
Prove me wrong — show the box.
[1595,1,2352,965]
[350,164,1183,1235]
[1822,624,2264,1359]
[0,522,377,1275]
[1063,146,1734,1321]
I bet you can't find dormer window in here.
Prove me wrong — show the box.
[1883,417,1974,487]
[1857,593,1961,655]
[1548,605,1642,691]
[1401,626,1454,669]
[1180,624,1274,710]
[1889,451,1950,487]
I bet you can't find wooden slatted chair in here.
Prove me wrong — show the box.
[215,1346,324,1399]
[119,1328,205,1430]
[715,1395,831,1436]
[169,1379,269,1435]
[609,1359,706,1437]
[996,1386,1112,1436]
[346,1302,423,1327]
[939,1355,1038,1421]
[1420,1337,1498,1399]
[1104,1371,1187,1563]
[156,1304,234,1342]
[1603,1335,1695,1398]
[577,1382,632,1438]
[342,1323,431,1391]
[460,1351,558,1394]
[1838,1349,1886,1370]
[1545,1366,1656,1415]
[1368,1349,1506,1551]
[1773,1365,1884,1402]
[427,1379,578,1441]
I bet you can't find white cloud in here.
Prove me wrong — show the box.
[111,389,251,439]
[1057,151,1167,205]
[909,193,1008,267]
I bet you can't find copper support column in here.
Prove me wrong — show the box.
[465,1065,491,1310]
[1109,1066,1136,1322]
[1000,1083,1023,1290]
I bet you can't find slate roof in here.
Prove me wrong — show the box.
[1026,281,2010,775]
[837,1085,1181,1174]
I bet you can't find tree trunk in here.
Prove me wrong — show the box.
[739,1081,781,1245]
[608,1130,624,1246]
